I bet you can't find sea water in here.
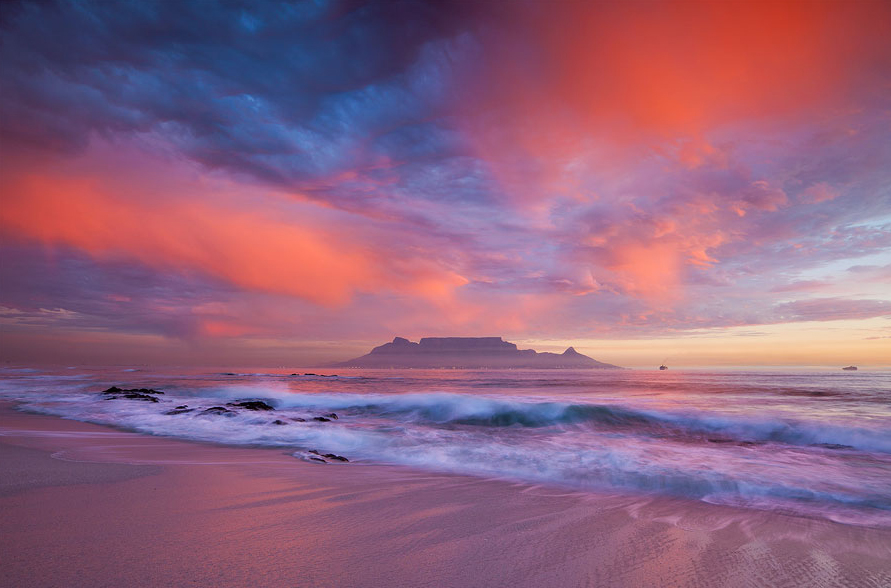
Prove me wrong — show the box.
[1,366,889,526]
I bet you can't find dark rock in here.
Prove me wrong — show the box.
[103,386,163,396]
[324,413,339,420]
[313,417,331,422]
[131,394,158,402]
[811,443,853,450]
[308,449,348,462]
[272,419,288,425]
[292,417,306,422]
[202,406,233,415]
[226,400,274,411]
[165,408,194,415]
[309,457,326,463]
[175,405,188,409]
[115,392,159,402]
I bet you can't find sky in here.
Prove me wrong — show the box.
[1,0,890,368]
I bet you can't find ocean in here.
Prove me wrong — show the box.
[2,366,889,527]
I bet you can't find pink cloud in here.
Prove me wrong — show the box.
[730,181,788,217]
[0,143,469,309]
[799,182,840,204]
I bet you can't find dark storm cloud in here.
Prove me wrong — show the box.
[0,0,483,190]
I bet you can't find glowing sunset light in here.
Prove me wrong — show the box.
[1,0,889,366]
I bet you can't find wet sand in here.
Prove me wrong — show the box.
[1,403,889,587]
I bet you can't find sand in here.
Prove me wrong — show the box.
[1,403,889,587]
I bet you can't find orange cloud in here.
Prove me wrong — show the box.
[799,182,840,204]
[0,173,372,305]
[455,1,887,306]
[0,145,468,308]
[200,320,255,338]
[607,242,682,299]
[466,0,889,204]
[534,0,888,133]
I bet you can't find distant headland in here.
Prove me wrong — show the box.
[331,337,621,369]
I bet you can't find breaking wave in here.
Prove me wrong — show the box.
[206,389,891,454]
[2,371,890,526]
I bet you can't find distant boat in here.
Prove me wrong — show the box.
[659,364,668,370]
[842,365,858,371]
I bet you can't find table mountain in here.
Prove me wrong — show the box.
[331,337,621,369]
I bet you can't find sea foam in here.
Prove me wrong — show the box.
[2,368,890,525]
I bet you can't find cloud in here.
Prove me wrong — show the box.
[0,1,480,187]
[0,141,469,309]
[847,263,891,282]
[799,182,840,204]
[770,280,833,293]
[729,181,788,217]
[773,298,891,322]
[0,0,890,363]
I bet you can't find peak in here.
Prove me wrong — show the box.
[334,336,621,369]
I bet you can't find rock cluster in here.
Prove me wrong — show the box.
[102,386,164,402]
[101,385,351,463]
[227,400,275,411]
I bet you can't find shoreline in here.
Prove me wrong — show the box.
[2,402,890,587]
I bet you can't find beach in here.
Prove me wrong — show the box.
[2,402,890,588]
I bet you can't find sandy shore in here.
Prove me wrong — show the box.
[1,403,889,587]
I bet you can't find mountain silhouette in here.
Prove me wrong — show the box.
[331,337,621,369]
